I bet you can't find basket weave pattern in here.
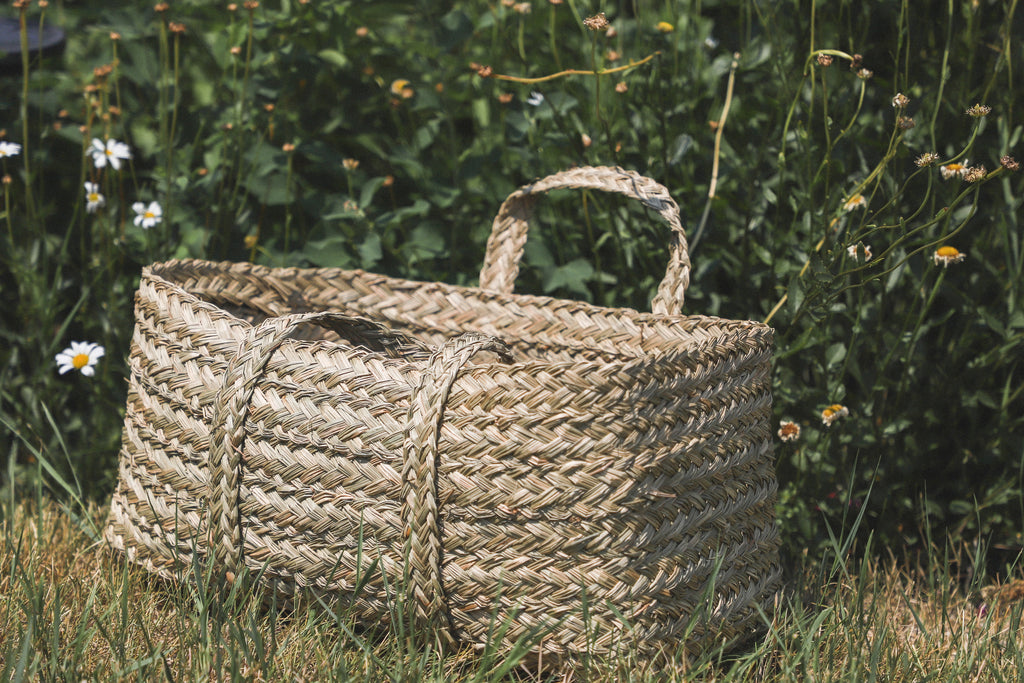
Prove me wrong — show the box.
[105,166,780,656]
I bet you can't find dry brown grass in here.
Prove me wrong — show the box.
[3,498,1024,681]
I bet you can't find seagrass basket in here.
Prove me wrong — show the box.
[105,166,780,658]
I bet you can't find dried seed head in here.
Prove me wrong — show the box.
[816,53,833,67]
[583,12,609,31]
[965,103,991,117]
[1000,155,1020,171]
[897,116,915,130]
[856,68,873,80]
[964,165,987,182]
[915,152,939,167]
[891,93,910,108]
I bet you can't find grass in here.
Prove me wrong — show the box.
[1,0,1023,678]
[4,497,1024,681]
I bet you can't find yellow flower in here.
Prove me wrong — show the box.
[390,79,412,97]
[821,404,849,427]
[933,246,966,267]
[656,21,674,33]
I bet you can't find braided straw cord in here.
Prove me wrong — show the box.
[401,333,513,644]
[206,311,417,581]
[479,166,691,315]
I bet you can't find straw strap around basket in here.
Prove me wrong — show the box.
[205,312,418,580]
[401,333,513,641]
[479,166,691,315]
[206,311,513,634]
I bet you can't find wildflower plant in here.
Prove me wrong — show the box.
[0,0,1019,564]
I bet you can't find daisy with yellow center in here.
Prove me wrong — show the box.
[843,194,868,211]
[821,404,849,426]
[933,246,966,267]
[132,201,163,229]
[84,182,105,213]
[940,160,968,180]
[89,137,131,171]
[0,141,22,158]
[55,341,105,376]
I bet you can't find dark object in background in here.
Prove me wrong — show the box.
[0,17,65,75]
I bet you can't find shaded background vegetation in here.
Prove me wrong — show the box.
[1,0,1022,563]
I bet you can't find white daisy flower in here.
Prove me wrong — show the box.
[89,137,132,171]
[84,182,105,213]
[55,341,105,377]
[132,201,163,229]
[0,141,22,158]
[526,91,544,106]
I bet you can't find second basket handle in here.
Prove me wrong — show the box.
[478,166,691,316]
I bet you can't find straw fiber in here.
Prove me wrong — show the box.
[105,166,780,658]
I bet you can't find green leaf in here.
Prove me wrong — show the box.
[317,49,349,69]
[543,258,593,297]
[358,233,382,269]
[302,235,354,268]
[825,342,846,369]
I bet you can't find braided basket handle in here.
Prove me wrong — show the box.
[478,166,691,315]
[401,332,513,646]
[206,311,431,584]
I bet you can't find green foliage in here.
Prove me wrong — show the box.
[0,0,1022,562]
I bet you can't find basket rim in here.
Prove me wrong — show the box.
[143,258,773,362]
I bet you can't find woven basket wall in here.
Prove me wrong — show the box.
[105,166,780,658]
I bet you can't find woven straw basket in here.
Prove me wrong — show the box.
[105,166,780,658]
